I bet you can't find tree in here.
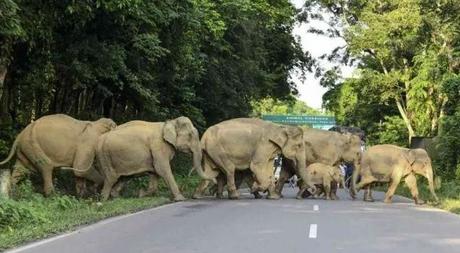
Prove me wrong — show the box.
[251,96,324,117]
[309,0,460,143]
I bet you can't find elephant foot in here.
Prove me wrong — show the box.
[267,193,280,200]
[173,195,186,202]
[383,198,392,204]
[414,198,425,205]
[192,193,201,199]
[228,191,240,200]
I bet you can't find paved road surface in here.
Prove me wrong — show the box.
[7,187,460,253]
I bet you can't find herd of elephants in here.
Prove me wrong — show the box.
[0,114,439,205]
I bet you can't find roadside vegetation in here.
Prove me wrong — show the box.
[0,154,201,250]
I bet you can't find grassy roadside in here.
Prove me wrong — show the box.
[0,151,203,251]
[377,179,460,214]
[0,175,202,251]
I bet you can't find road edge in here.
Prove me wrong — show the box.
[5,201,181,253]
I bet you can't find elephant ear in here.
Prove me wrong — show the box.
[268,126,288,148]
[163,120,177,148]
[404,150,416,166]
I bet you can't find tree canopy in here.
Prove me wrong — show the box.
[0,0,312,136]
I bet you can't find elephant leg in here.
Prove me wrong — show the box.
[110,180,125,198]
[155,161,185,201]
[323,180,332,200]
[331,183,339,200]
[101,176,119,201]
[384,173,402,204]
[139,173,159,197]
[192,179,210,199]
[244,176,262,199]
[224,169,239,199]
[216,173,226,199]
[11,158,31,187]
[355,175,377,192]
[41,167,55,196]
[363,184,374,202]
[405,173,423,205]
[75,177,87,197]
[275,166,293,197]
[297,179,316,199]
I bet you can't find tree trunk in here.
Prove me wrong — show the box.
[396,99,415,142]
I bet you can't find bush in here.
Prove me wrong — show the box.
[0,199,49,231]
[437,110,460,178]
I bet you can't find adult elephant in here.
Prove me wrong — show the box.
[352,144,439,204]
[275,128,362,197]
[0,114,116,196]
[95,116,207,201]
[193,118,307,199]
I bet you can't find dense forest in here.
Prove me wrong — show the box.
[0,0,313,152]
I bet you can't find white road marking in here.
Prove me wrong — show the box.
[309,224,318,238]
[313,204,319,211]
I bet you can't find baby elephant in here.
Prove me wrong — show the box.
[297,163,344,200]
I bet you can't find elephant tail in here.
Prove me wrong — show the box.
[350,164,361,199]
[0,132,21,165]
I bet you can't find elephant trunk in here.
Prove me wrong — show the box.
[350,160,361,199]
[294,151,308,185]
[192,148,216,184]
[426,168,439,203]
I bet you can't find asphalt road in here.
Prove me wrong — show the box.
[7,187,460,253]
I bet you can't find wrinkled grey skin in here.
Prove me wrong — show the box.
[0,114,116,196]
[353,144,439,204]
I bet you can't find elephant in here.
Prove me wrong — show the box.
[0,114,116,196]
[297,163,345,200]
[352,144,439,204]
[95,116,207,201]
[193,118,307,200]
[275,128,362,197]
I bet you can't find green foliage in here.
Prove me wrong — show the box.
[251,96,325,117]
[375,116,409,147]
[0,0,311,132]
[314,0,460,144]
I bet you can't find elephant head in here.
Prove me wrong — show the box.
[268,125,307,173]
[403,149,439,202]
[341,133,362,165]
[163,117,205,179]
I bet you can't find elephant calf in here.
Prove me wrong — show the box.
[297,163,345,200]
[96,117,207,201]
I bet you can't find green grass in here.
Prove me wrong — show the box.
[375,178,460,214]
[0,153,204,250]
[0,172,203,251]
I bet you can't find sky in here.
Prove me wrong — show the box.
[290,0,355,109]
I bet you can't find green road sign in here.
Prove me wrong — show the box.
[261,114,336,129]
